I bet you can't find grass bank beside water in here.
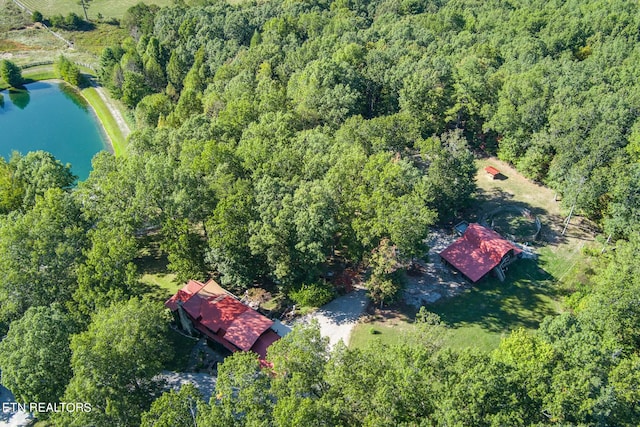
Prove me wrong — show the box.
[80,86,126,155]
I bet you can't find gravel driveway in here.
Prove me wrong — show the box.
[298,289,369,348]
[160,371,217,402]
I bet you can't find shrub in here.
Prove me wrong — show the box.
[54,55,83,87]
[49,13,85,30]
[32,11,43,23]
[64,12,83,30]
[49,14,64,28]
[289,282,336,308]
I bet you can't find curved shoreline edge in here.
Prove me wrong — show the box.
[11,68,129,157]
[80,84,128,156]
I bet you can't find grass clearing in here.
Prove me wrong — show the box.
[426,259,560,351]
[352,156,596,352]
[0,0,30,31]
[16,0,178,20]
[58,23,128,55]
[140,272,180,300]
[136,233,182,302]
[350,309,416,349]
[0,39,34,52]
[80,86,127,154]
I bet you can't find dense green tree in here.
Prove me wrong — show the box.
[121,71,151,107]
[160,217,207,283]
[0,156,24,214]
[0,188,88,327]
[123,2,159,38]
[432,350,526,426]
[364,238,405,306]
[576,232,640,351]
[198,352,272,427]
[12,150,76,209]
[0,59,23,87]
[141,383,204,427]
[418,129,477,221]
[55,298,173,427]
[71,225,139,322]
[268,322,330,399]
[206,180,265,290]
[287,58,365,127]
[135,93,172,127]
[399,59,453,136]
[353,152,436,258]
[493,328,556,423]
[54,55,83,87]
[0,306,76,412]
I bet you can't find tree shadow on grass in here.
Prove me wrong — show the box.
[428,259,558,333]
[134,238,180,303]
[137,280,173,303]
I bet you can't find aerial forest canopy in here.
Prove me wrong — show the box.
[90,0,640,292]
[0,0,639,424]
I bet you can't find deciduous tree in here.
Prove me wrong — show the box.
[55,298,173,427]
[0,306,76,412]
[0,59,23,88]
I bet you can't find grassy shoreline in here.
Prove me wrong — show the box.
[80,86,126,155]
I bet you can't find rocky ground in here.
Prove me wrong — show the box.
[403,229,472,308]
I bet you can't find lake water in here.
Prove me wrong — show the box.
[0,81,109,181]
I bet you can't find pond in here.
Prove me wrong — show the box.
[0,81,109,181]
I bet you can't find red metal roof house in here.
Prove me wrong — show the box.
[165,279,282,360]
[439,223,522,282]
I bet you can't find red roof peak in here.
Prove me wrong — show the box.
[165,279,280,358]
[440,223,521,282]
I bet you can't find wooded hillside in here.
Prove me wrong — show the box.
[0,0,639,425]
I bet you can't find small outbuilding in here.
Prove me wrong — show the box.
[485,166,501,179]
[439,223,522,282]
[165,279,285,361]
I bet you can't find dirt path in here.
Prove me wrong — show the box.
[88,77,131,143]
[297,289,369,348]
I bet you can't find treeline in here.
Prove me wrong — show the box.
[97,0,639,243]
[89,0,638,298]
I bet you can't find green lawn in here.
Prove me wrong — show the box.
[80,86,127,155]
[0,68,55,90]
[350,316,416,349]
[140,272,180,300]
[17,0,179,20]
[426,259,560,351]
[351,259,562,352]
